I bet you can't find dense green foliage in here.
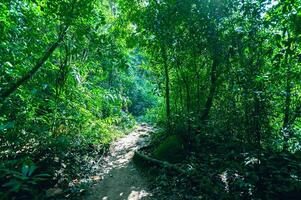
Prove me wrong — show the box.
[119,0,301,199]
[0,0,156,199]
[1,0,301,199]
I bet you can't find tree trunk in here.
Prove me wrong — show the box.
[200,59,218,121]
[0,28,68,104]
[282,36,292,151]
[162,45,171,133]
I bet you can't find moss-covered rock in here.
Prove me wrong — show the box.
[152,135,185,163]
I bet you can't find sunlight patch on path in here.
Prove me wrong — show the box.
[84,124,153,200]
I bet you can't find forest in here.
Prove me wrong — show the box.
[1,0,301,199]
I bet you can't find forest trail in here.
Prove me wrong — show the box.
[84,124,153,200]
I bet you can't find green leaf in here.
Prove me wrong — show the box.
[0,122,14,131]
[22,165,29,176]
[28,165,37,177]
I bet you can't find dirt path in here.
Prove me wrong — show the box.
[84,124,153,200]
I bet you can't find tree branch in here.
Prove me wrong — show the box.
[0,27,68,104]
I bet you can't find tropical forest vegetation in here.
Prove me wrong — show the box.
[1,0,301,199]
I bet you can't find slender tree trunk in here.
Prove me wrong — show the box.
[162,45,171,133]
[200,59,218,121]
[182,75,191,134]
[195,64,201,121]
[282,36,292,151]
[175,66,184,117]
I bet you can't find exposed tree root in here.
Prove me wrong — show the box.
[134,150,187,175]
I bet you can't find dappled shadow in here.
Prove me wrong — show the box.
[84,125,153,200]
[86,161,152,200]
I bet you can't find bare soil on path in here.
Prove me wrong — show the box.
[84,124,153,200]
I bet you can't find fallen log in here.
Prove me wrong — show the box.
[134,150,187,175]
